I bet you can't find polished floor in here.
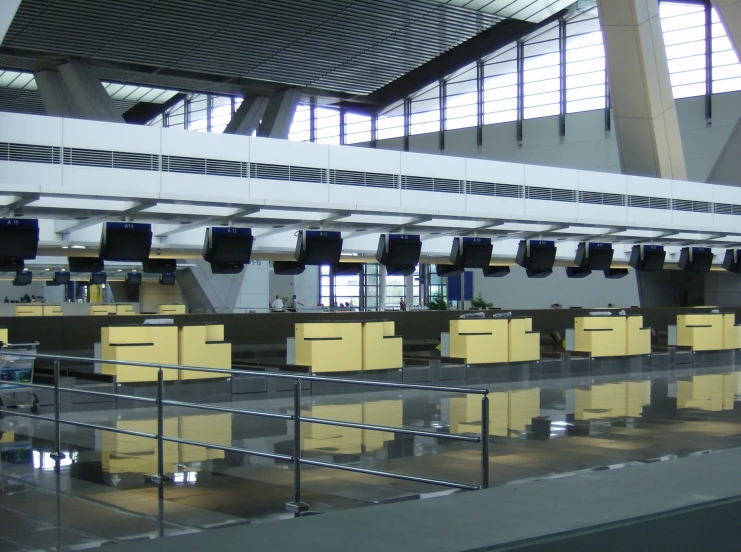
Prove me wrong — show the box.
[2,359,741,550]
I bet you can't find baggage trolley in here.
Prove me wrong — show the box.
[0,342,40,416]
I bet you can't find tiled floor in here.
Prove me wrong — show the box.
[3,360,741,549]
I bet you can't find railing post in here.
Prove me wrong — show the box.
[286,380,309,514]
[481,393,489,490]
[151,369,170,486]
[50,359,65,461]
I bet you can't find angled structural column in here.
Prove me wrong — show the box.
[57,60,124,123]
[224,96,269,135]
[707,0,741,185]
[597,0,687,179]
[34,70,80,118]
[256,88,301,139]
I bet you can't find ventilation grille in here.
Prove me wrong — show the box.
[65,148,159,171]
[526,186,576,202]
[578,190,626,206]
[467,181,523,198]
[402,175,463,194]
[713,203,741,216]
[249,162,325,183]
[628,195,671,210]
[672,199,711,213]
[0,142,60,164]
[330,169,398,189]
[163,156,246,177]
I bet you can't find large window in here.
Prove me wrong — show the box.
[445,62,478,130]
[377,101,405,140]
[410,83,441,135]
[565,9,606,113]
[483,44,519,124]
[288,104,311,142]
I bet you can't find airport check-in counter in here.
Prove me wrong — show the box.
[90,304,137,316]
[293,320,402,373]
[159,304,187,315]
[446,317,540,365]
[570,314,650,358]
[15,305,63,317]
[100,323,232,382]
[0,328,8,343]
[672,313,741,351]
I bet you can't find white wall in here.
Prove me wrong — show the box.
[365,91,741,184]
[472,266,640,310]
[269,266,295,301]
[293,266,319,309]
[234,261,270,311]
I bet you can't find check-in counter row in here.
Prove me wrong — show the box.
[671,313,741,351]
[566,315,651,358]
[443,318,540,365]
[12,303,186,317]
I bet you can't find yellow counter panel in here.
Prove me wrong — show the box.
[362,321,402,371]
[43,305,63,316]
[362,399,402,450]
[15,305,43,317]
[449,319,508,364]
[159,304,186,315]
[0,328,7,343]
[723,314,741,350]
[574,316,627,357]
[101,325,179,382]
[575,381,650,420]
[295,322,362,373]
[626,316,651,356]
[302,404,362,454]
[90,305,117,316]
[677,314,724,351]
[508,318,540,362]
[178,325,231,380]
[116,304,135,316]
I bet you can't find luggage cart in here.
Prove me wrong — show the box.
[0,342,39,416]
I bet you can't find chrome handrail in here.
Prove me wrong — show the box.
[0,351,491,516]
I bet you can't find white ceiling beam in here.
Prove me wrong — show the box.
[0,194,40,217]
[155,208,260,238]
[55,202,154,234]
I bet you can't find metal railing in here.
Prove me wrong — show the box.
[0,352,490,520]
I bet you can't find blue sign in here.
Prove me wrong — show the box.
[448,271,473,302]
[211,227,252,236]
[463,237,491,245]
[306,230,341,238]
[389,233,421,242]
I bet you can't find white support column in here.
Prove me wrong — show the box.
[34,70,80,118]
[405,273,414,306]
[256,88,301,139]
[379,265,387,312]
[58,60,124,123]
[707,1,741,185]
[597,0,687,179]
[0,0,21,44]
[224,96,269,135]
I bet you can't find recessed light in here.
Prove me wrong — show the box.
[117,269,122,272]
[44,268,50,271]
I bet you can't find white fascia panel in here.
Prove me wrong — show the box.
[464,195,525,219]
[400,189,466,211]
[671,179,713,202]
[62,118,161,155]
[465,157,525,186]
[524,164,578,190]
[61,166,160,199]
[711,183,741,205]
[250,179,329,206]
[400,150,466,180]
[161,172,250,203]
[670,211,715,231]
[525,199,578,221]
[250,136,328,168]
[626,175,672,198]
[577,169,628,195]
[626,207,673,228]
[0,161,54,192]
[328,144,401,174]
[0,112,62,146]
[328,185,401,211]
[161,126,249,162]
[576,204,629,226]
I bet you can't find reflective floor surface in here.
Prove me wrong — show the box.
[3,360,741,550]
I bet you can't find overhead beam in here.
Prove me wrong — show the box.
[58,60,124,123]
[255,213,346,239]
[597,0,687,179]
[155,208,261,238]
[343,216,433,239]
[34,70,80,118]
[122,92,186,125]
[55,202,153,234]
[0,194,39,216]
[224,97,269,135]
[354,12,568,112]
[256,89,302,139]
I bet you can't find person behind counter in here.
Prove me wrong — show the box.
[270,295,285,312]
[400,298,407,311]
[287,295,303,313]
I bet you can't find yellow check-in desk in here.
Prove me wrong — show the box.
[90,305,117,316]
[159,304,186,315]
[574,381,650,421]
[0,328,8,343]
[101,325,179,382]
[116,304,136,316]
[178,325,231,380]
[15,305,43,317]
[450,388,540,437]
[573,315,650,357]
[723,314,741,350]
[676,313,726,351]
[449,319,509,364]
[448,318,540,364]
[361,321,403,371]
[301,400,402,454]
[677,374,738,411]
[508,318,541,362]
[294,322,363,373]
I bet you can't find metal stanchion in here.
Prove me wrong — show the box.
[50,359,66,461]
[151,369,169,537]
[481,394,489,490]
[286,380,308,514]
